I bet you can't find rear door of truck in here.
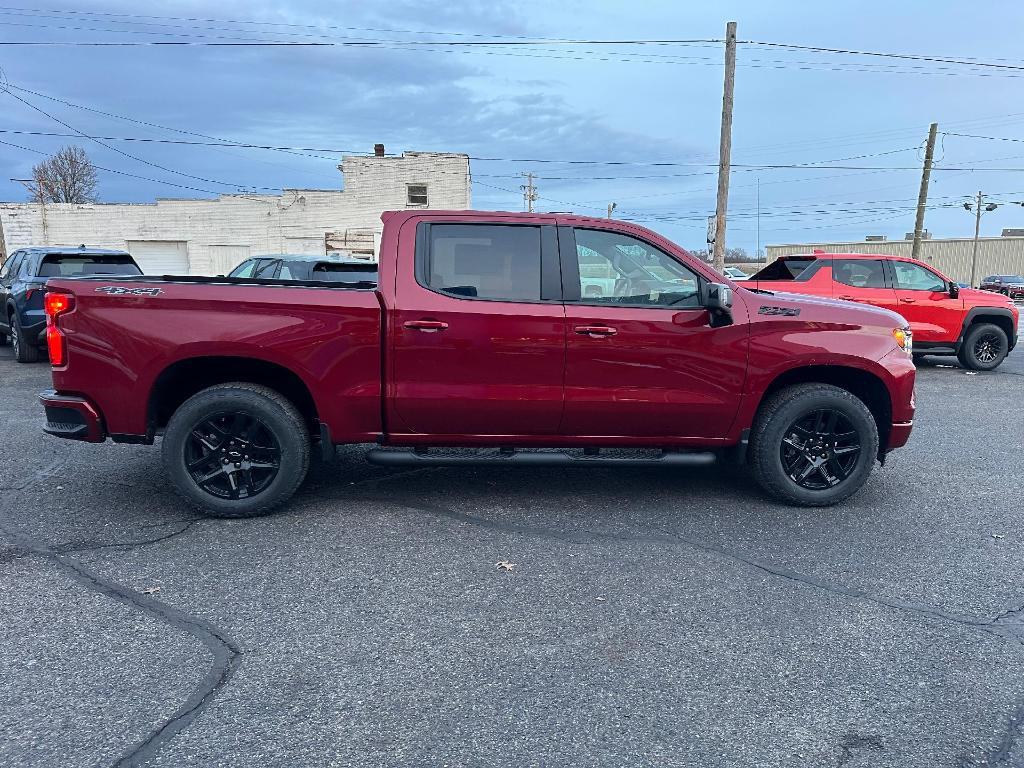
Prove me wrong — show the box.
[388,215,566,437]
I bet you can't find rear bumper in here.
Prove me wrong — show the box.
[39,390,106,443]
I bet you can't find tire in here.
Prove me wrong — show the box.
[162,383,310,518]
[750,383,879,507]
[957,323,1008,371]
[10,310,40,363]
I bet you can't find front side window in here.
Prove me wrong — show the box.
[426,224,541,301]
[573,228,700,308]
[833,259,886,289]
[407,184,428,206]
[2,252,24,280]
[253,259,280,279]
[892,261,946,292]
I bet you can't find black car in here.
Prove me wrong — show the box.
[1,246,141,362]
[227,254,378,284]
[979,274,1024,300]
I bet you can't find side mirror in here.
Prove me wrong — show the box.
[948,281,960,298]
[701,281,734,327]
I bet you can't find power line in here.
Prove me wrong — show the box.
[943,132,1024,144]
[0,85,283,191]
[742,40,1024,72]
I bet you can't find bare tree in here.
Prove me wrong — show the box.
[30,145,98,203]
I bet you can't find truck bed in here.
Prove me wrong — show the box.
[44,274,385,443]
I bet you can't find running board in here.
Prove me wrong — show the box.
[366,447,717,468]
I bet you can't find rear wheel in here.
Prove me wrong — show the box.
[10,311,40,363]
[750,383,879,507]
[162,383,310,518]
[957,323,1008,371]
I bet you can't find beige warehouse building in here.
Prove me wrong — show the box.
[0,147,470,275]
[766,234,1024,285]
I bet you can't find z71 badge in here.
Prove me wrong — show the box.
[95,286,162,297]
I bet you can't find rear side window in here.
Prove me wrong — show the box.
[38,254,141,277]
[833,259,886,288]
[751,257,816,281]
[425,224,542,301]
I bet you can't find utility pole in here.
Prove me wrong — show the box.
[712,20,738,274]
[911,122,938,261]
[607,202,617,219]
[521,172,538,213]
[756,177,761,262]
[964,191,998,287]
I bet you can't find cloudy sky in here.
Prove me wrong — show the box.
[1,0,1023,253]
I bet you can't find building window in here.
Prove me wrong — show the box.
[407,184,428,206]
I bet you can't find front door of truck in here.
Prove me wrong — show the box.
[389,219,566,437]
[888,260,963,342]
[558,226,746,440]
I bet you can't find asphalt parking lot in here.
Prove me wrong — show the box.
[1,343,1022,768]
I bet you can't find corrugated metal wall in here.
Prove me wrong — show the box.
[765,237,1024,284]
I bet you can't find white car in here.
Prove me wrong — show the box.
[724,266,750,281]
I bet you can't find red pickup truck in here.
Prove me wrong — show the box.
[39,211,916,516]
[750,252,1019,370]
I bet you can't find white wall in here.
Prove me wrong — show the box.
[0,151,471,275]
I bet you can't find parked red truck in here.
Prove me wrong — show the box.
[40,211,916,516]
[750,252,1019,370]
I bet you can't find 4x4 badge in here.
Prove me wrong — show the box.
[95,286,162,297]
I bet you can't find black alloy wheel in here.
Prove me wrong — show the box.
[184,411,282,500]
[973,331,1003,365]
[780,408,862,491]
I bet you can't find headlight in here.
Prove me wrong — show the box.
[893,326,913,355]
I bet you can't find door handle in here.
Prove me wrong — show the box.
[899,298,916,304]
[838,295,856,301]
[574,325,618,337]
[403,319,448,332]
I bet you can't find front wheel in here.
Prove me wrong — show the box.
[162,383,310,518]
[958,323,1008,371]
[750,383,879,507]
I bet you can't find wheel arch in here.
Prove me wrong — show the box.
[959,307,1017,351]
[755,365,892,458]
[148,356,319,437]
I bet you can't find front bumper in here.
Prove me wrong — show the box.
[39,390,106,442]
[887,421,914,450]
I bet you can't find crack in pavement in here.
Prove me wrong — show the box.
[365,493,1024,766]
[53,520,201,554]
[0,518,241,767]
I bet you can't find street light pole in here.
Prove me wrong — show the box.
[971,190,983,286]
[963,191,997,287]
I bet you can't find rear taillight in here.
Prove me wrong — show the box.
[44,292,74,366]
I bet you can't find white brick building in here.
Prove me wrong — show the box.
[0,148,470,275]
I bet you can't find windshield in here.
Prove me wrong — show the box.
[38,254,141,277]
